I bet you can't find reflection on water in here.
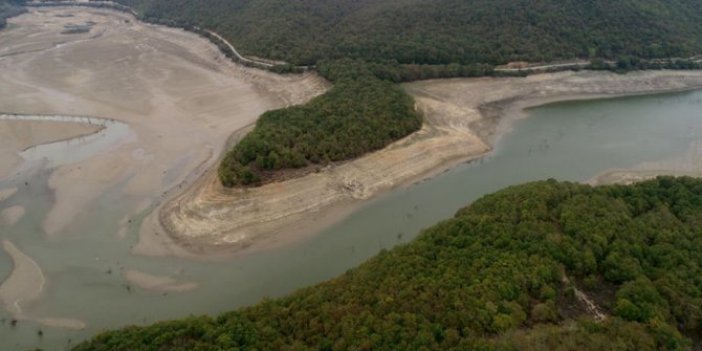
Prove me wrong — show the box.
[1,90,702,350]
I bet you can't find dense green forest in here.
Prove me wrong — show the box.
[75,177,702,350]
[219,62,421,186]
[113,0,702,67]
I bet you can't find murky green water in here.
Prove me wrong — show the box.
[1,89,702,350]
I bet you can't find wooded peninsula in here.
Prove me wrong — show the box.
[75,177,702,350]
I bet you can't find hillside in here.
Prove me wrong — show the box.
[75,177,702,350]
[115,0,702,66]
[80,0,702,186]
[219,65,421,186]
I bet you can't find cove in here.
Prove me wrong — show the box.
[1,89,702,350]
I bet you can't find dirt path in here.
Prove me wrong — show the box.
[562,274,607,321]
[202,29,274,68]
[25,1,313,70]
[494,61,592,73]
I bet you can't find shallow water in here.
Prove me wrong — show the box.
[0,114,133,172]
[1,90,702,350]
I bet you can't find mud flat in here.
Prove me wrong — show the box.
[0,187,18,202]
[0,240,87,330]
[156,70,702,255]
[0,119,101,180]
[0,7,327,239]
[123,269,198,293]
[1,205,25,226]
[0,8,328,339]
[0,240,45,317]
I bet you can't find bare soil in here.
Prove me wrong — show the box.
[155,70,702,256]
[0,7,328,239]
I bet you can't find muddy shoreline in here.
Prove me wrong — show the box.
[6,7,702,262]
[0,116,103,180]
[0,5,329,324]
[152,70,702,257]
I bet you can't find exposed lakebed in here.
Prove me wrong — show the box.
[2,6,702,351]
[2,87,702,350]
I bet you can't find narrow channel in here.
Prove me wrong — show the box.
[1,89,701,350]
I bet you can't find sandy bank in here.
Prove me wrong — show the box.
[123,269,198,293]
[36,317,86,330]
[0,241,87,330]
[155,70,702,255]
[1,205,25,226]
[0,187,18,202]
[0,119,101,180]
[0,240,45,316]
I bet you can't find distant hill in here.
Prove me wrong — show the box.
[75,177,702,350]
[116,0,702,66]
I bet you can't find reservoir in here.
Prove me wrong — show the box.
[2,88,702,350]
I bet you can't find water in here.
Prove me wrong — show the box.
[0,114,134,172]
[1,90,702,350]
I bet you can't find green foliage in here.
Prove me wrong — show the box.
[218,68,422,186]
[319,58,495,83]
[75,177,702,350]
[590,57,702,73]
[494,319,660,351]
[114,0,702,67]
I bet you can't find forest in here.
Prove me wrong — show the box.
[74,177,702,350]
[113,0,702,67]
[219,62,422,186]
